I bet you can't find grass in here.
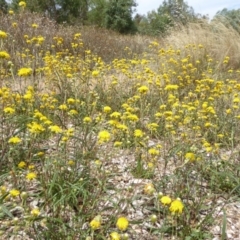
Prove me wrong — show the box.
[1,7,240,240]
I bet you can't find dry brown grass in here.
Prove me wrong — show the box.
[2,10,240,72]
[0,11,151,68]
[164,19,240,69]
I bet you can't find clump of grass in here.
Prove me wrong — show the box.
[1,4,240,240]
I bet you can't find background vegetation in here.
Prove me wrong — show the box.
[0,1,240,240]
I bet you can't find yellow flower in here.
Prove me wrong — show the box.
[27,122,45,134]
[169,199,184,214]
[103,106,112,113]
[116,217,129,231]
[59,104,68,110]
[90,215,101,230]
[110,111,121,119]
[134,129,144,138]
[19,1,26,8]
[164,84,179,91]
[148,148,160,156]
[185,152,196,162]
[31,23,38,28]
[9,189,20,197]
[138,85,149,94]
[0,30,7,39]
[160,196,172,205]
[83,116,92,123]
[92,70,99,77]
[49,125,62,133]
[31,208,40,217]
[18,67,32,77]
[8,136,21,144]
[67,98,76,104]
[9,10,14,15]
[98,130,111,143]
[0,51,10,59]
[3,107,15,114]
[110,232,121,240]
[26,172,37,180]
[18,161,26,168]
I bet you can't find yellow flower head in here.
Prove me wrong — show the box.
[134,129,144,138]
[0,30,7,39]
[164,84,179,91]
[98,130,111,143]
[169,199,184,214]
[26,172,37,180]
[8,136,21,144]
[138,85,149,94]
[92,70,99,77]
[49,125,62,133]
[185,152,196,162]
[19,1,26,8]
[0,51,10,59]
[31,208,40,217]
[9,189,20,197]
[103,106,112,113]
[18,161,26,168]
[160,196,172,205]
[3,107,15,114]
[116,217,129,231]
[83,116,92,123]
[18,67,32,77]
[90,215,101,230]
[110,232,121,240]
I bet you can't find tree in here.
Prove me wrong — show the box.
[136,0,197,36]
[0,0,9,14]
[104,0,137,34]
[56,0,89,24]
[87,0,108,27]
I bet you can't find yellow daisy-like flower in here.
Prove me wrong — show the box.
[49,125,62,133]
[3,107,15,114]
[90,215,101,230]
[0,51,10,59]
[103,106,112,113]
[169,199,184,214]
[26,172,37,180]
[9,189,20,197]
[164,84,179,91]
[92,70,99,77]
[160,196,172,205]
[138,85,149,94]
[27,122,45,134]
[116,217,129,231]
[98,130,111,143]
[18,161,26,168]
[0,30,7,39]
[185,152,196,162]
[18,1,26,8]
[18,67,32,77]
[9,9,14,15]
[31,208,40,217]
[83,116,92,123]
[31,23,38,28]
[110,232,121,240]
[8,136,21,144]
[134,129,144,138]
